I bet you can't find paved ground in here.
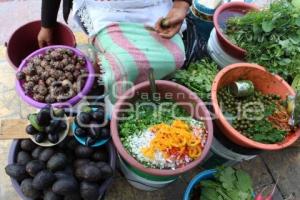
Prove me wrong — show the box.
[0,1,299,200]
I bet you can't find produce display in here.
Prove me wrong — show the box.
[16,47,88,103]
[226,0,300,81]
[190,167,254,200]
[172,59,218,102]
[5,138,113,200]
[120,99,208,169]
[74,106,110,146]
[218,82,291,144]
[26,105,68,144]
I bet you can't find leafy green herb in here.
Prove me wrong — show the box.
[226,0,300,81]
[200,167,254,200]
[119,99,189,139]
[218,87,288,144]
[172,58,218,102]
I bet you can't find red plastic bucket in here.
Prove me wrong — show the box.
[213,2,258,59]
[6,20,76,70]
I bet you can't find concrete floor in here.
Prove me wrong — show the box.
[0,1,299,200]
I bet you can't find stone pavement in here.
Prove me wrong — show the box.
[0,1,299,200]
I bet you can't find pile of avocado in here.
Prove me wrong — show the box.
[26,105,67,144]
[74,106,110,146]
[5,138,113,200]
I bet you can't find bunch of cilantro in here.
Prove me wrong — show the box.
[172,58,218,102]
[200,167,254,200]
[226,0,300,82]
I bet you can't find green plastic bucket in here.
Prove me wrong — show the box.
[118,156,176,191]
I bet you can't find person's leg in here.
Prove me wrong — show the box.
[92,23,186,103]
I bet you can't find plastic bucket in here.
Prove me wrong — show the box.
[118,157,176,191]
[202,137,257,169]
[111,80,214,177]
[183,169,216,200]
[6,20,76,70]
[8,138,117,200]
[207,28,244,68]
[211,63,300,150]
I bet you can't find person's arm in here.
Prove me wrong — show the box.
[155,0,191,38]
[41,0,61,28]
[38,0,61,47]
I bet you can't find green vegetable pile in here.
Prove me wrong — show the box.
[172,59,218,102]
[119,99,189,139]
[226,0,300,81]
[218,87,289,144]
[199,167,254,200]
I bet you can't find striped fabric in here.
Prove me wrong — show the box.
[92,22,185,103]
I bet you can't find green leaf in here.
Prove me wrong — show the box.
[235,170,253,192]
[296,17,300,26]
[292,0,300,9]
[262,21,274,32]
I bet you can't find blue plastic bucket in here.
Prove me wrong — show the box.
[183,169,217,200]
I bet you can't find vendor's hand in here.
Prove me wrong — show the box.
[155,1,189,39]
[37,27,54,48]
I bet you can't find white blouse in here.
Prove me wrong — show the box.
[73,0,185,36]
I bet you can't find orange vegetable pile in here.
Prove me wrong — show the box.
[141,120,203,161]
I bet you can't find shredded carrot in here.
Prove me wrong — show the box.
[141,120,203,160]
[268,103,291,131]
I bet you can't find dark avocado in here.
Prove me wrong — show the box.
[80,181,99,200]
[74,127,87,137]
[39,148,55,162]
[44,190,63,200]
[100,128,110,139]
[52,178,79,196]
[74,145,93,158]
[99,163,113,179]
[45,120,61,134]
[37,108,52,126]
[17,151,32,165]
[32,147,44,159]
[26,160,46,177]
[92,109,105,122]
[75,164,102,182]
[94,161,106,170]
[26,125,38,135]
[92,150,107,162]
[47,153,67,172]
[73,159,90,169]
[48,133,59,144]
[35,132,46,143]
[85,136,96,147]
[32,170,56,190]
[64,193,82,200]
[20,139,37,152]
[5,164,28,181]
[57,121,67,132]
[77,112,92,125]
[20,178,41,199]
[54,171,73,180]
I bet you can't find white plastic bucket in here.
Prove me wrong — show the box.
[202,136,256,168]
[207,28,244,68]
[118,157,176,191]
